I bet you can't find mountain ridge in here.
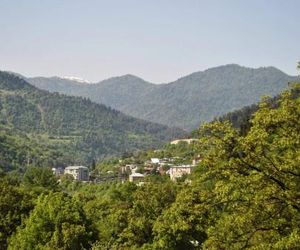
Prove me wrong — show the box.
[21,64,295,85]
[24,64,298,130]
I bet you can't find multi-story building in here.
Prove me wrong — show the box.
[129,173,145,183]
[64,166,89,181]
[169,165,193,181]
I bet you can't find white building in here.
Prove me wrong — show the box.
[169,165,193,181]
[64,166,89,181]
[129,173,145,183]
[151,158,160,164]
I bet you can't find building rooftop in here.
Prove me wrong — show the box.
[170,165,193,168]
[129,173,144,177]
[65,166,88,170]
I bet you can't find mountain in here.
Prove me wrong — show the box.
[218,82,300,135]
[27,64,298,130]
[26,76,91,93]
[0,71,185,169]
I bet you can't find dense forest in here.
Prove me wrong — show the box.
[0,71,185,170]
[27,64,297,130]
[217,81,300,135]
[1,83,299,249]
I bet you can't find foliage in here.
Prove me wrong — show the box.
[28,64,296,130]
[151,185,208,249]
[94,140,200,177]
[117,181,178,248]
[0,125,77,171]
[218,84,300,136]
[0,178,34,249]
[2,77,300,249]
[150,85,300,249]
[83,182,137,248]
[22,166,58,191]
[8,192,97,250]
[0,71,185,168]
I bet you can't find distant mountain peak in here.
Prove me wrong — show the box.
[176,64,289,82]
[205,64,249,72]
[97,74,152,85]
[208,64,287,75]
[115,74,146,82]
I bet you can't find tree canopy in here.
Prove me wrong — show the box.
[8,192,97,250]
[150,85,300,249]
[1,83,299,249]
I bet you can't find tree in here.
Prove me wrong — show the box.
[199,86,300,249]
[151,185,208,250]
[0,178,33,249]
[8,192,97,250]
[118,181,178,248]
[84,182,137,249]
[22,166,58,191]
[151,85,300,249]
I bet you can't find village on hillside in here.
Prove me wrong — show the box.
[52,139,201,184]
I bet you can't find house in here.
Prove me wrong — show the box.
[169,165,193,181]
[64,166,89,181]
[129,173,145,183]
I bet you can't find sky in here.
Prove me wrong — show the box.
[0,0,299,83]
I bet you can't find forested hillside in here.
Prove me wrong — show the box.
[1,84,299,249]
[27,64,297,130]
[218,82,300,135]
[0,71,185,169]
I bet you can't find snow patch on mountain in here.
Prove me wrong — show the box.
[60,76,91,84]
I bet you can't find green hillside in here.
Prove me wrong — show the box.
[0,71,185,169]
[27,64,297,130]
[1,84,299,250]
[218,82,300,135]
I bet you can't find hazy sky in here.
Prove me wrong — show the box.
[0,0,299,83]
